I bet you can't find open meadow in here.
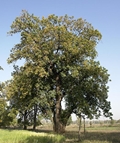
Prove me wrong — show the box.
[65,123,120,143]
[0,128,65,143]
[0,123,120,143]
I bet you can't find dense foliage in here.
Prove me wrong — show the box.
[0,11,112,133]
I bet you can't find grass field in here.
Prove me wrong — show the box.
[0,124,120,143]
[0,129,65,143]
[65,124,120,143]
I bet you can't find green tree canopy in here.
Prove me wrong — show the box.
[6,65,49,130]
[7,10,112,133]
[0,82,13,127]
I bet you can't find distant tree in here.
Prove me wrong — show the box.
[110,119,115,126]
[7,10,112,133]
[116,119,120,123]
[75,113,86,141]
[66,115,72,126]
[90,121,93,127]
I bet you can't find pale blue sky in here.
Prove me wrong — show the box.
[0,0,120,120]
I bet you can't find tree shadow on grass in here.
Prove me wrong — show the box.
[28,129,53,133]
[64,131,120,143]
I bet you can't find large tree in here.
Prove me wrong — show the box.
[7,10,112,133]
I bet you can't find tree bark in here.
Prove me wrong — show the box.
[23,110,27,130]
[33,104,37,130]
[83,117,85,135]
[53,121,66,133]
[51,65,71,133]
[52,96,71,133]
[52,94,66,133]
[78,114,82,141]
[23,125,27,130]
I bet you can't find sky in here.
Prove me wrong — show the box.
[0,0,120,120]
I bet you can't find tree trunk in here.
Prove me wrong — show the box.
[52,72,71,133]
[52,73,65,133]
[23,110,27,130]
[78,114,82,141]
[53,117,66,133]
[33,104,37,130]
[53,95,66,133]
[84,117,85,135]
[23,125,27,130]
[52,97,71,133]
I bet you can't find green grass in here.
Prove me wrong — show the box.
[85,126,120,132]
[0,129,65,143]
[1,124,120,143]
